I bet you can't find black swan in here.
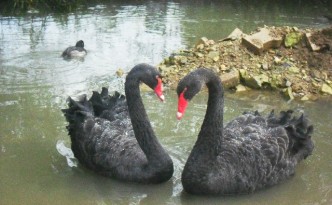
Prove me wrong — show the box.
[62,63,173,183]
[176,68,314,195]
[62,40,87,59]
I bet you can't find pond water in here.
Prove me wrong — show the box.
[0,1,331,204]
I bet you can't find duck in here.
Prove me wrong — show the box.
[176,68,314,195]
[62,63,173,183]
[61,40,87,59]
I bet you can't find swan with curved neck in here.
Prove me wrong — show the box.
[63,63,173,183]
[176,68,314,195]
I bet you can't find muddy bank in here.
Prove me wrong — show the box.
[158,26,332,100]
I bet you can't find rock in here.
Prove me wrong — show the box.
[240,69,269,88]
[310,70,322,79]
[159,65,177,76]
[284,32,303,47]
[261,63,269,70]
[196,37,214,46]
[300,95,310,101]
[220,70,240,88]
[321,83,332,95]
[242,28,283,55]
[207,51,220,62]
[174,56,188,65]
[285,80,292,87]
[196,44,204,50]
[291,83,303,93]
[157,26,331,101]
[235,84,247,92]
[239,68,249,79]
[273,56,282,64]
[207,39,215,45]
[270,74,284,88]
[288,66,300,73]
[283,87,295,100]
[220,64,227,71]
[194,52,204,58]
[305,33,321,51]
[253,74,269,87]
[116,68,124,77]
[221,28,244,41]
[197,37,209,46]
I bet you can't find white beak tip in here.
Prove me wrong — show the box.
[176,112,183,120]
[159,94,165,102]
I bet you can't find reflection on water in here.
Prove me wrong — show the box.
[0,1,331,204]
[0,2,184,97]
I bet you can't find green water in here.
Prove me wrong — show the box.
[0,1,331,204]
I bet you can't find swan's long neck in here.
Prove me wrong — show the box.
[196,72,224,155]
[125,78,167,163]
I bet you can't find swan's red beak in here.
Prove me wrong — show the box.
[177,90,188,120]
[154,77,165,102]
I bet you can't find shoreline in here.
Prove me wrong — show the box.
[157,26,332,101]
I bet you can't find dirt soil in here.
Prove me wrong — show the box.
[158,26,332,100]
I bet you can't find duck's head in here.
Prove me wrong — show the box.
[75,40,84,48]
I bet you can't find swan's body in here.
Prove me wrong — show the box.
[177,68,314,195]
[62,40,87,59]
[62,64,173,183]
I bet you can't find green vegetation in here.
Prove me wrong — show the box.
[0,0,105,14]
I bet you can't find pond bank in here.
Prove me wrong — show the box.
[158,26,332,101]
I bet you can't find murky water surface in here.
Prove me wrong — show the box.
[0,1,331,204]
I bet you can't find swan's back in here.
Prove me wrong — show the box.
[177,68,314,195]
[62,40,87,59]
[62,88,146,177]
[182,110,314,195]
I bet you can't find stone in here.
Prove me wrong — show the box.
[195,52,204,58]
[285,80,292,87]
[196,44,204,50]
[270,74,284,88]
[207,51,220,61]
[283,87,295,100]
[174,56,188,65]
[235,84,247,92]
[321,83,332,95]
[160,65,177,76]
[220,70,240,88]
[301,95,310,101]
[253,74,269,87]
[207,39,215,45]
[116,68,124,77]
[305,33,321,51]
[273,56,282,64]
[288,66,300,73]
[284,32,303,47]
[221,28,244,41]
[196,37,211,46]
[242,28,283,55]
[240,70,269,89]
[220,64,227,71]
[261,63,269,70]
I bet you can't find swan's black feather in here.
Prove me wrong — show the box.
[62,64,173,183]
[179,68,314,195]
